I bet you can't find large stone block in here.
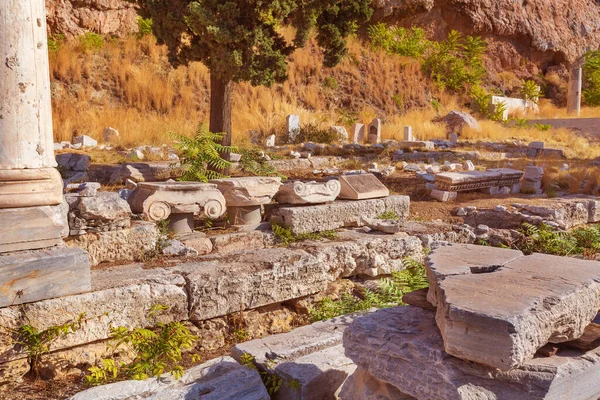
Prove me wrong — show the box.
[69,357,269,400]
[233,313,367,400]
[426,244,600,370]
[338,173,389,200]
[270,195,410,234]
[343,306,600,400]
[0,247,90,308]
[0,204,66,252]
[435,168,523,192]
[174,248,329,322]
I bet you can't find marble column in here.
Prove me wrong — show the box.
[567,66,582,116]
[0,0,90,307]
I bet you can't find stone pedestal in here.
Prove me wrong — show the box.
[168,212,195,235]
[228,206,263,226]
[567,67,582,116]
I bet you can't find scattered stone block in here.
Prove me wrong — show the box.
[463,160,475,171]
[102,127,120,143]
[338,173,389,200]
[0,248,90,308]
[430,189,457,202]
[426,244,600,370]
[179,232,213,255]
[403,126,414,141]
[265,134,276,147]
[56,153,91,172]
[108,162,183,184]
[342,306,600,400]
[367,118,381,144]
[489,96,538,120]
[435,168,523,192]
[529,141,545,149]
[398,140,435,150]
[330,126,349,143]
[69,192,131,235]
[287,114,300,142]
[449,133,458,145]
[275,180,341,205]
[72,135,98,148]
[360,216,402,234]
[69,357,269,400]
[352,123,365,143]
[437,110,480,134]
[270,195,409,234]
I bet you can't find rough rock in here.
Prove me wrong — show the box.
[103,127,120,142]
[56,153,91,172]
[68,192,131,234]
[108,162,183,184]
[343,306,600,400]
[360,216,403,234]
[66,221,159,266]
[209,231,270,253]
[430,189,457,202]
[69,357,269,400]
[436,111,480,134]
[233,313,368,400]
[426,244,600,369]
[270,195,410,234]
[339,368,415,400]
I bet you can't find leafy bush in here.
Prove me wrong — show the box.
[137,17,154,37]
[309,259,429,322]
[48,34,65,52]
[422,31,487,92]
[513,223,600,258]
[471,86,506,121]
[583,51,600,106]
[174,124,236,182]
[86,304,199,385]
[285,123,342,144]
[519,79,542,105]
[79,32,105,52]
[377,210,400,220]
[368,23,431,57]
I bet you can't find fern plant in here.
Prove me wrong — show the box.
[173,124,237,182]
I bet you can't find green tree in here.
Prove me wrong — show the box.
[583,50,600,106]
[141,0,373,147]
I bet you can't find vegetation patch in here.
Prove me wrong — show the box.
[272,224,337,246]
[512,223,600,259]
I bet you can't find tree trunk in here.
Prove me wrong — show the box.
[209,74,233,146]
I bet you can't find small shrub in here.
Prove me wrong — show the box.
[239,149,282,178]
[322,76,339,90]
[368,23,431,57]
[137,17,154,37]
[79,32,105,52]
[519,79,542,105]
[471,86,506,121]
[48,34,65,52]
[533,123,552,131]
[377,210,399,220]
[285,123,342,144]
[272,224,337,246]
[337,110,359,127]
[174,124,236,182]
[583,50,600,106]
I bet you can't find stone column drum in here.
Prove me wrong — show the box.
[0,0,91,307]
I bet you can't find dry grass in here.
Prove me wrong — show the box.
[49,32,600,159]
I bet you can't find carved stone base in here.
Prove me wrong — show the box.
[0,168,63,208]
[0,247,90,307]
[0,204,68,253]
[228,206,262,226]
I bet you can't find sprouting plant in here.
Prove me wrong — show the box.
[79,32,105,52]
[137,17,154,37]
[519,79,542,105]
[86,359,119,386]
[272,224,337,246]
[377,210,400,220]
[173,124,237,182]
[471,86,507,121]
[239,353,288,395]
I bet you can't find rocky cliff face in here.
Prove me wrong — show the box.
[46,0,139,37]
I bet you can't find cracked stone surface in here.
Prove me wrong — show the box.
[343,306,600,400]
[426,244,600,370]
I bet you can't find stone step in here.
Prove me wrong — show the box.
[69,356,269,400]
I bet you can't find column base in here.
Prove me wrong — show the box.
[0,168,63,208]
[168,213,194,235]
[0,204,68,253]
[228,205,262,226]
[0,247,91,307]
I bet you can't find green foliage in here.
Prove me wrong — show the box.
[533,123,552,131]
[239,149,282,178]
[583,50,600,106]
[286,122,342,144]
[471,86,506,121]
[377,210,400,220]
[322,76,339,90]
[337,109,359,126]
[79,32,105,52]
[174,124,237,182]
[7,313,86,378]
[272,224,337,246]
[422,31,487,92]
[513,223,600,258]
[309,259,429,322]
[519,79,542,105]
[144,0,373,83]
[368,23,431,57]
[138,17,154,37]
[86,359,119,386]
[239,353,298,395]
[48,34,65,52]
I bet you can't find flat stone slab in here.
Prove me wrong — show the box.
[275,180,341,205]
[426,244,600,369]
[210,177,282,206]
[233,313,367,400]
[343,306,600,400]
[0,205,65,252]
[0,247,90,307]
[435,168,523,192]
[69,356,269,400]
[338,173,389,200]
[270,195,409,234]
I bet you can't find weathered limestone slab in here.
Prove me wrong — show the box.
[66,221,159,266]
[270,195,409,234]
[128,181,226,221]
[338,173,389,200]
[108,162,183,184]
[211,177,282,206]
[397,140,435,150]
[426,244,600,370]
[233,313,367,400]
[352,123,365,143]
[435,168,523,192]
[430,189,457,202]
[174,248,329,322]
[0,205,66,252]
[0,247,90,308]
[69,357,269,400]
[343,306,600,400]
[360,216,402,234]
[275,180,341,204]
